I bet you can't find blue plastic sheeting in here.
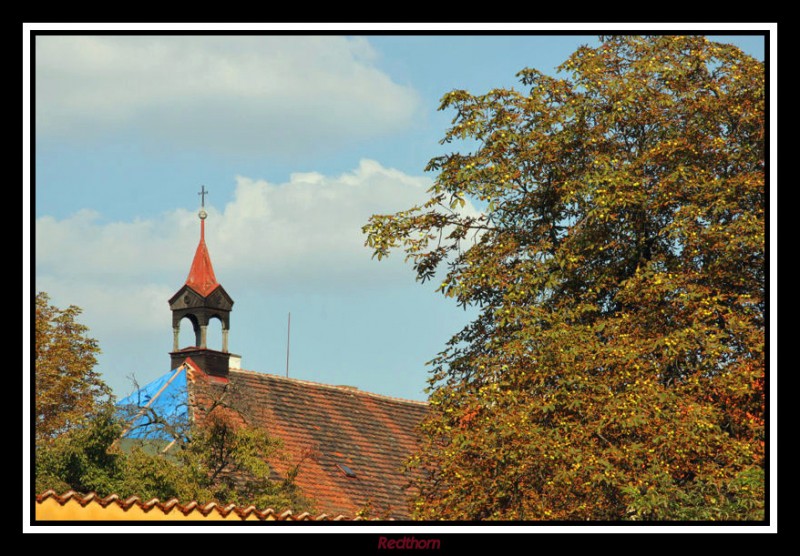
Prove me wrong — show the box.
[116,367,189,440]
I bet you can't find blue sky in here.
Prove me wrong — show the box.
[29,27,768,402]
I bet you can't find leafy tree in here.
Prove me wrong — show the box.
[35,292,110,445]
[171,410,314,511]
[35,404,124,496]
[364,36,765,520]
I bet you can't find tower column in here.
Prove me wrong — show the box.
[222,328,229,353]
[200,324,208,349]
[173,327,180,352]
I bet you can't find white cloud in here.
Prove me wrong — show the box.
[217,160,428,275]
[35,160,481,334]
[35,36,421,155]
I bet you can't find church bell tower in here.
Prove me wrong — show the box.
[168,187,237,376]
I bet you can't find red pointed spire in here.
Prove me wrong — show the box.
[185,211,220,297]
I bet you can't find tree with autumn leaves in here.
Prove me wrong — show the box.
[35,292,111,445]
[364,36,765,520]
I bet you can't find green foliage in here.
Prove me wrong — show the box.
[172,411,315,511]
[35,404,124,496]
[364,36,765,521]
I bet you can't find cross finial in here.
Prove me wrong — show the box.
[198,185,208,208]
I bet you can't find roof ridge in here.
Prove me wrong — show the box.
[229,367,429,406]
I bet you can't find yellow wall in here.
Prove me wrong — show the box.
[36,497,277,521]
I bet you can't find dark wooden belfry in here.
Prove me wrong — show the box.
[168,187,236,376]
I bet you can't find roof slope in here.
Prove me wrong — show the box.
[185,227,219,297]
[190,366,429,520]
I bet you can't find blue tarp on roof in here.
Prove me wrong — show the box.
[116,366,189,441]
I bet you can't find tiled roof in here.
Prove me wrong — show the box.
[188,363,429,520]
[36,490,368,521]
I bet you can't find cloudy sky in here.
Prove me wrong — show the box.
[28,26,768,402]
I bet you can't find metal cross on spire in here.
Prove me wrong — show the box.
[197,186,209,225]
